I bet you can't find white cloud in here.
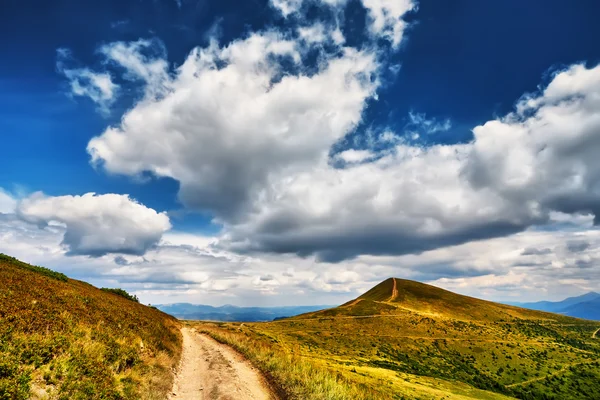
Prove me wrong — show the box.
[297,23,327,43]
[16,192,171,257]
[0,189,16,214]
[270,0,414,48]
[2,212,600,305]
[222,143,531,261]
[81,3,600,264]
[407,111,452,134]
[56,49,118,114]
[466,63,600,223]
[220,63,600,261]
[88,33,379,219]
[335,149,374,163]
[271,0,304,16]
[99,39,169,97]
[361,0,415,47]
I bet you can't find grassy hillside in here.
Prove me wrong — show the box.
[334,278,576,322]
[191,278,600,400]
[0,254,181,400]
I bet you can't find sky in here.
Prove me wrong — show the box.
[1,0,600,306]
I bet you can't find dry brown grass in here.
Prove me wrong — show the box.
[0,254,182,399]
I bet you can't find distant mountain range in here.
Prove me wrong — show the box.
[508,291,600,320]
[154,303,333,321]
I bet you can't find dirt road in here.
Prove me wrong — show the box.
[593,328,600,339]
[389,278,399,302]
[169,327,274,400]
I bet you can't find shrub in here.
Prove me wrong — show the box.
[100,288,139,303]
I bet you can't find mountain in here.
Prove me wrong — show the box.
[196,277,600,400]
[155,302,332,321]
[0,254,181,399]
[510,291,600,320]
[561,297,600,320]
[510,291,600,311]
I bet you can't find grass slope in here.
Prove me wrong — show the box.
[0,254,181,400]
[191,278,600,400]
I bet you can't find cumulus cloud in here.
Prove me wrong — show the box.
[466,64,600,223]
[16,192,171,257]
[222,143,532,261]
[88,32,379,219]
[222,63,600,261]
[78,1,600,264]
[56,49,118,114]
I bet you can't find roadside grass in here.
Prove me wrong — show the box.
[194,322,391,400]
[0,254,182,399]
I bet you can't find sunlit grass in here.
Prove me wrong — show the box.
[189,278,600,400]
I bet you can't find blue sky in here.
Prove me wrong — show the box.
[1,0,600,305]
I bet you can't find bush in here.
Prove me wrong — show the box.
[100,288,139,303]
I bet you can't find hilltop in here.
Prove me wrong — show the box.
[192,278,600,400]
[309,278,575,322]
[0,254,181,399]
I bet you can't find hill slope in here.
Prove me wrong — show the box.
[328,277,573,322]
[193,278,600,400]
[0,254,181,399]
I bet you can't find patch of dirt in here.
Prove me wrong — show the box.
[169,327,274,400]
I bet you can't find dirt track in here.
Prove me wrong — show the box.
[389,278,399,301]
[169,327,274,400]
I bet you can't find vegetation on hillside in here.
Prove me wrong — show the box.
[0,253,67,282]
[0,254,181,399]
[190,278,600,400]
[101,288,140,303]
